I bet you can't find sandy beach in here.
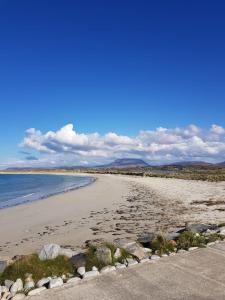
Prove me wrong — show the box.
[1,173,225,259]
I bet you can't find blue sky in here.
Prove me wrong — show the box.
[0,0,225,167]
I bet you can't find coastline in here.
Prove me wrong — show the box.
[0,174,225,259]
[0,173,96,210]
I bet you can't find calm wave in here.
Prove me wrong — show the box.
[0,174,94,209]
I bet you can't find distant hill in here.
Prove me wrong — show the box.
[97,158,149,169]
[165,161,213,167]
[217,161,225,166]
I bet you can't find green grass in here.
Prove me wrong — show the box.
[0,254,74,284]
[150,235,176,256]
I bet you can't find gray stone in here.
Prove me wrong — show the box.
[38,244,61,260]
[137,232,156,246]
[83,270,99,279]
[37,277,51,288]
[69,253,86,268]
[10,279,23,296]
[11,294,26,300]
[59,248,76,258]
[100,266,116,274]
[114,248,121,259]
[1,291,12,300]
[219,227,225,235]
[0,260,7,273]
[92,266,98,271]
[95,246,112,265]
[185,223,208,234]
[115,262,126,269]
[5,280,14,290]
[49,277,63,289]
[188,247,198,251]
[28,287,46,296]
[116,239,148,261]
[126,258,138,266]
[0,286,9,293]
[66,277,81,284]
[167,232,181,240]
[150,255,160,260]
[77,266,85,276]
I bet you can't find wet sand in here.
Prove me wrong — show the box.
[0,173,225,259]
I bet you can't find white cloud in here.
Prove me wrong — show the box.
[18,123,225,166]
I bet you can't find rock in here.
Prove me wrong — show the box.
[137,232,156,246]
[77,266,85,276]
[177,249,187,254]
[0,286,9,293]
[115,262,126,269]
[207,242,216,246]
[66,277,81,284]
[219,227,225,235]
[69,253,86,268]
[167,232,181,240]
[126,258,138,266]
[161,254,168,257]
[185,223,208,234]
[38,244,61,260]
[10,279,23,296]
[116,239,148,261]
[0,260,7,273]
[188,247,198,251]
[24,273,34,291]
[140,258,150,263]
[95,246,112,265]
[150,255,160,261]
[11,294,26,300]
[114,248,121,259]
[100,266,116,274]
[5,280,14,290]
[37,277,51,288]
[49,277,63,289]
[59,248,76,258]
[143,248,152,254]
[83,270,99,279]
[28,287,46,296]
[92,266,98,271]
[1,291,11,300]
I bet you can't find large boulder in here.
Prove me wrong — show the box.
[116,239,148,261]
[38,244,61,261]
[69,253,86,268]
[95,246,112,265]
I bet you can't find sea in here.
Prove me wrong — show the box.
[0,174,94,209]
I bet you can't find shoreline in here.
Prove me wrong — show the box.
[0,173,96,210]
[0,174,225,259]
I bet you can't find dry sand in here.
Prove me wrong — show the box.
[1,173,225,259]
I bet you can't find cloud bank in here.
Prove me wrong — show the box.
[18,123,225,167]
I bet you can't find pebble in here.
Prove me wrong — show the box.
[177,249,187,254]
[66,277,81,284]
[37,277,51,288]
[49,277,63,289]
[83,270,100,279]
[150,255,160,260]
[127,258,138,266]
[77,266,86,276]
[188,247,198,251]
[27,287,47,296]
[114,248,121,259]
[115,262,126,269]
[100,266,116,274]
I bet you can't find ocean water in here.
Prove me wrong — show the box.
[0,174,94,209]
